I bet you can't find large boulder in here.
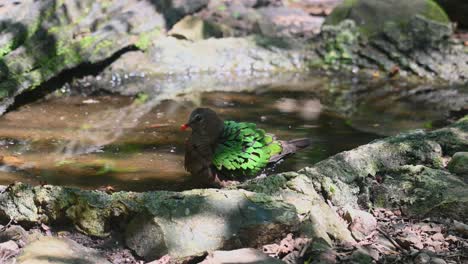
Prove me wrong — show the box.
[301,116,468,220]
[316,0,468,82]
[16,237,111,264]
[78,35,312,96]
[0,0,165,114]
[0,179,355,260]
[124,189,300,260]
[325,0,451,37]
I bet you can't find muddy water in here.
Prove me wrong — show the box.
[0,78,461,191]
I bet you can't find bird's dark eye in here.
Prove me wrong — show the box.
[194,114,202,121]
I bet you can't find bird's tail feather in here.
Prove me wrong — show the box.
[269,138,311,162]
[287,138,311,150]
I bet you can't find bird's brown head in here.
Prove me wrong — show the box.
[181,108,224,139]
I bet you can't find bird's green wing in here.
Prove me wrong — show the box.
[212,121,282,175]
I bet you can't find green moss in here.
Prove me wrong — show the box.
[79,35,98,49]
[423,0,450,24]
[432,156,443,168]
[136,28,161,51]
[0,44,14,59]
[373,193,387,208]
[92,39,114,56]
[325,0,358,25]
[134,92,149,104]
[321,21,359,67]
[57,41,82,65]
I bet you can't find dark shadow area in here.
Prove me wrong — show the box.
[0,20,28,97]
[1,0,141,114]
[147,0,209,30]
[36,256,96,264]
[8,45,138,112]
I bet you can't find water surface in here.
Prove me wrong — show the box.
[0,74,463,191]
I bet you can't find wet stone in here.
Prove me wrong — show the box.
[17,237,111,264]
[0,225,28,243]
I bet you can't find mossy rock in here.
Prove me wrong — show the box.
[447,152,468,180]
[325,0,451,39]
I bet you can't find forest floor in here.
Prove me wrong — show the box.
[2,206,466,264]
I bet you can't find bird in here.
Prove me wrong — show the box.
[181,108,311,187]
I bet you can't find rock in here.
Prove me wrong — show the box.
[168,16,224,41]
[125,189,299,260]
[0,240,19,252]
[87,35,311,96]
[239,172,355,245]
[16,237,111,264]
[1,183,301,260]
[447,152,468,179]
[414,252,431,264]
[257,7,324,38]
[318,0,468,82]
[326,0,451,37]
[145,36,308,74]
[0,225,28,243]
[429,257,447,264]
[452,220,468,236]
[370,165,468,220]
[299,117,468,221]
[0,0,165,114]
[200,248,284,264]
[0,240,19,263]
[0,183,38,222]
[199,1,264,37]
[343,207,377,241]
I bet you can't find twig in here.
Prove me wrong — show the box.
[377,227,408,254]
[299,241,311,258]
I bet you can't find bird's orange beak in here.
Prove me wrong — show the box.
[180,123,189,131]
